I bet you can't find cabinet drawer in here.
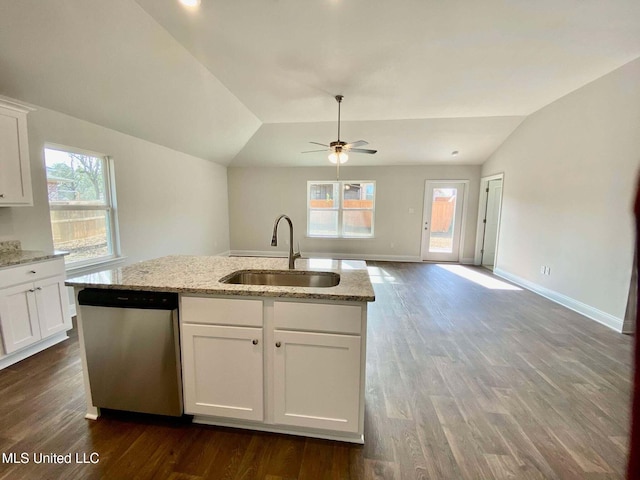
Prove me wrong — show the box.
[0,258,65,289]
[274,301,363,335]
[181,296,263,327]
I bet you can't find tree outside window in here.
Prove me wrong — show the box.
[45,147,120,267]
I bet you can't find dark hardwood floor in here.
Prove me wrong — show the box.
[0,262,632,479]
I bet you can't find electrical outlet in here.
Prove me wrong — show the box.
[546,266,551,276]
[540,265,545,274]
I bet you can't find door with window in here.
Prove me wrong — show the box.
[421,181,466,262]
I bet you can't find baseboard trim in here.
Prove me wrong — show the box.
[228,250,421,263]
[494,268,624,332]
[215,250,231,257]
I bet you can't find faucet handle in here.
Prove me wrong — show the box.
[295,241,302,258]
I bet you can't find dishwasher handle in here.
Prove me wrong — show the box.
[78,288,178,310]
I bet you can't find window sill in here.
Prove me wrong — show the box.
[65,256,127,277]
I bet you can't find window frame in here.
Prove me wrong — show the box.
[44,144,121,270]
[307,180,376,238]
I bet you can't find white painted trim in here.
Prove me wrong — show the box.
[494,268,623,332]
[460,257,475,265]
[66,256,127,277]
[0,96,36,113]
[214,250,231,257]
[420,180,470,263]
[229,250,422,263]
[192,415,364,444]
[475,173,505,266]
[0,332,69,370]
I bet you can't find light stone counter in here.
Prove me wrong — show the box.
[0,240,67,269]
[66,255,375,302]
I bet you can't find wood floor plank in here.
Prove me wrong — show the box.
[0,262,632,479]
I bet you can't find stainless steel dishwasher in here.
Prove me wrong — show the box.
[78,288,183,416]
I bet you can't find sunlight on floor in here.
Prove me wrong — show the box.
[437,264,522,291]
[367,266,400,284]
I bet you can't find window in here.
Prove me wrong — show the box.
[44,146,120,267]
[307,181,375,237]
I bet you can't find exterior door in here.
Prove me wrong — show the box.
[421,181,466,262]
[481,178,503,268]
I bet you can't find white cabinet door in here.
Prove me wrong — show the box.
[273,330,361,432]
[35,276,71,339]
[0,102,32,206]
[182,323,263,421]
[0,283,41,354]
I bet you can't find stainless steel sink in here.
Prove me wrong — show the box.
[220,270,340,288]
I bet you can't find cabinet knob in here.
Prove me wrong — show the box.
[0,194,4,198]
[36,287,42,291]
[29,270,36,274]
[252,339,258,345]
[275,341,281,348]
[28,288,35,293]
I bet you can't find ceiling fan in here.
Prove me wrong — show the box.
[302,95,377,165]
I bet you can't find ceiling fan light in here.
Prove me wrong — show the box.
[328,152,348,164]
[179,0,201,7]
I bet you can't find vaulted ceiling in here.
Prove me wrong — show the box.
[1,0,639,167]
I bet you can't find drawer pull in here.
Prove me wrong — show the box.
[29,270,36,274]
[252,339,259,345]
[275,341,281,348]
[36,287,42,291]
[28,288,35,293]
[0,194,4,198]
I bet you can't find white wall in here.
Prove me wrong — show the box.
[228,165,481,261]
[0,103,230,264]
[482,58,640,329]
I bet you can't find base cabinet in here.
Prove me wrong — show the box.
[181,323,263,421]
[180,295,367,442]
[0,259,71,364]
[0,283,41,353]
[273,330,361,432]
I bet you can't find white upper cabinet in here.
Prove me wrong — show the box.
[0,98,33,207]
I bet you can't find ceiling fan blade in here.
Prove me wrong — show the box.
[302,149,329,153]
[346,140,368,148]
[350,148,378,154]
[309,141,329,147]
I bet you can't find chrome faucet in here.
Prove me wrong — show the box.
[271,214,301,269]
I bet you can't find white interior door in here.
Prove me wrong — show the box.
[421,181,466,262]
[481,178,503,267]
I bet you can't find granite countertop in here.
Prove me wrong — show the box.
[0,240,67,269]
[66,255,375,302]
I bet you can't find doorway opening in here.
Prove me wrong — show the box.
[475,173,504,271]
[421,180,468,262]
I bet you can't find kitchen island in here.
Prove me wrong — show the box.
[67,255,375,443]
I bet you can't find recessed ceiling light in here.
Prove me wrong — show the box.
[179,0,200,7]
[451,150,459,156]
